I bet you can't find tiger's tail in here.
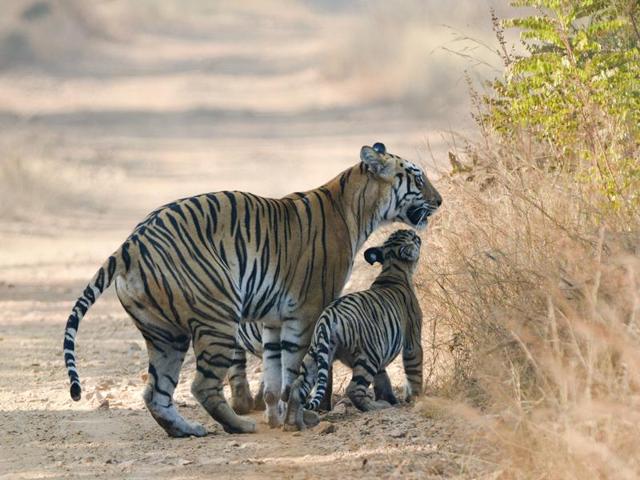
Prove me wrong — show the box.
[306,315,335,410]
[63,242,131,401]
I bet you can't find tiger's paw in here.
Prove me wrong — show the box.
[371,400,392,410]
[267,414,284,428]
[265,400,285,428]
[283,411,305,432]
[283,420,304,432]
[185,421,209,437]
[231,392,254,415]
[283,400,307,431]
[222,416,256,434]
[164,419,208,438]
[302,409,320,428]
[403,382,422,403]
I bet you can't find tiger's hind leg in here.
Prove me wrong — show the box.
[373,370,399,405]
[142,335,207,437]
[346,357,392,412]
[253,380,266,411]
[190,321,256,434]
[228,346,254,415]
[118,289,207,437]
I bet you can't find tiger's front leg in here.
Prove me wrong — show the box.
[402,326,424,403]
[262,325,284,427]
[280,320,312,402]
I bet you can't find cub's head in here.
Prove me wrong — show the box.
[364,229,422,268]
[360,142,441,229]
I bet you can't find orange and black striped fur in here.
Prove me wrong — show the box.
[284,229,423,431]
[63,143,441,437]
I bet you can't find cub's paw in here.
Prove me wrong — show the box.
[403,382,420,403]
[302,409,320,428]
[283,403,307,432]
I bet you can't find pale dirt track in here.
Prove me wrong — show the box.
[0,2,494,478]
[0,274,489,479]
[0,230,492,480]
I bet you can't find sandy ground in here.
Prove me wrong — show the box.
[0,281,491,479]
[0,2,497,478]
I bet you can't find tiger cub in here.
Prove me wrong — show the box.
[284,229,423,430]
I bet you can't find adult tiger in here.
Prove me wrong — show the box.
[62,142,442,437]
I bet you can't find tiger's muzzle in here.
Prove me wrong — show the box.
[407,201,439,229]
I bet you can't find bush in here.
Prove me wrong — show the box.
[481,0,639,210]
[416,1,640,477]
[419,138,640,477]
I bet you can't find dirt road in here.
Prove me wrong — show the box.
[0,2,495,478]
[0,272,490,479]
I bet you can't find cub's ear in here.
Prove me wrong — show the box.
[399,244,420,262]
[360,146,391,176]
[372,142,386,154]
[364,247,384,265]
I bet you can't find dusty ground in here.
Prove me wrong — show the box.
[0,2,498,478]
[0,277,494,479]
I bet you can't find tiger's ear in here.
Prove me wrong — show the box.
[360,146,391,177]
[364,247,384,265]
[399,244,420,262]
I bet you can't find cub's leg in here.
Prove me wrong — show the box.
[118,289,206,437]
[402,336,424,403]
[284,352,318,431]
[262,325,283,427]
[191,320,256,434]
[373,370,399,405]
[228,346,254,415]
[317,364,333,411]
[346,357,392,412]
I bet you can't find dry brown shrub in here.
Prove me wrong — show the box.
[416,134,640,479]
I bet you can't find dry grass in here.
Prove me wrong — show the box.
[415,134,640,478]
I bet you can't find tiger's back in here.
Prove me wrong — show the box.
[126,190,352,323]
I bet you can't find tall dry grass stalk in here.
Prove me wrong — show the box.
[416,134,640,478]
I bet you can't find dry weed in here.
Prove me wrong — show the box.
[416,135,640,478]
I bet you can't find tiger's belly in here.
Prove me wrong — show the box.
[381,340,403,367]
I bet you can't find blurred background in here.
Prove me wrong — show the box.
[0,0,510,230]
[4,3,639,478]
[1,4,515,474]
[0,0,511,419]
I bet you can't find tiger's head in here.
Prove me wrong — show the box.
[360,142,441,229]
[364,229,422,268]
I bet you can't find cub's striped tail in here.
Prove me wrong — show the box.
[64,243,130,401]
[306,317,334,410]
